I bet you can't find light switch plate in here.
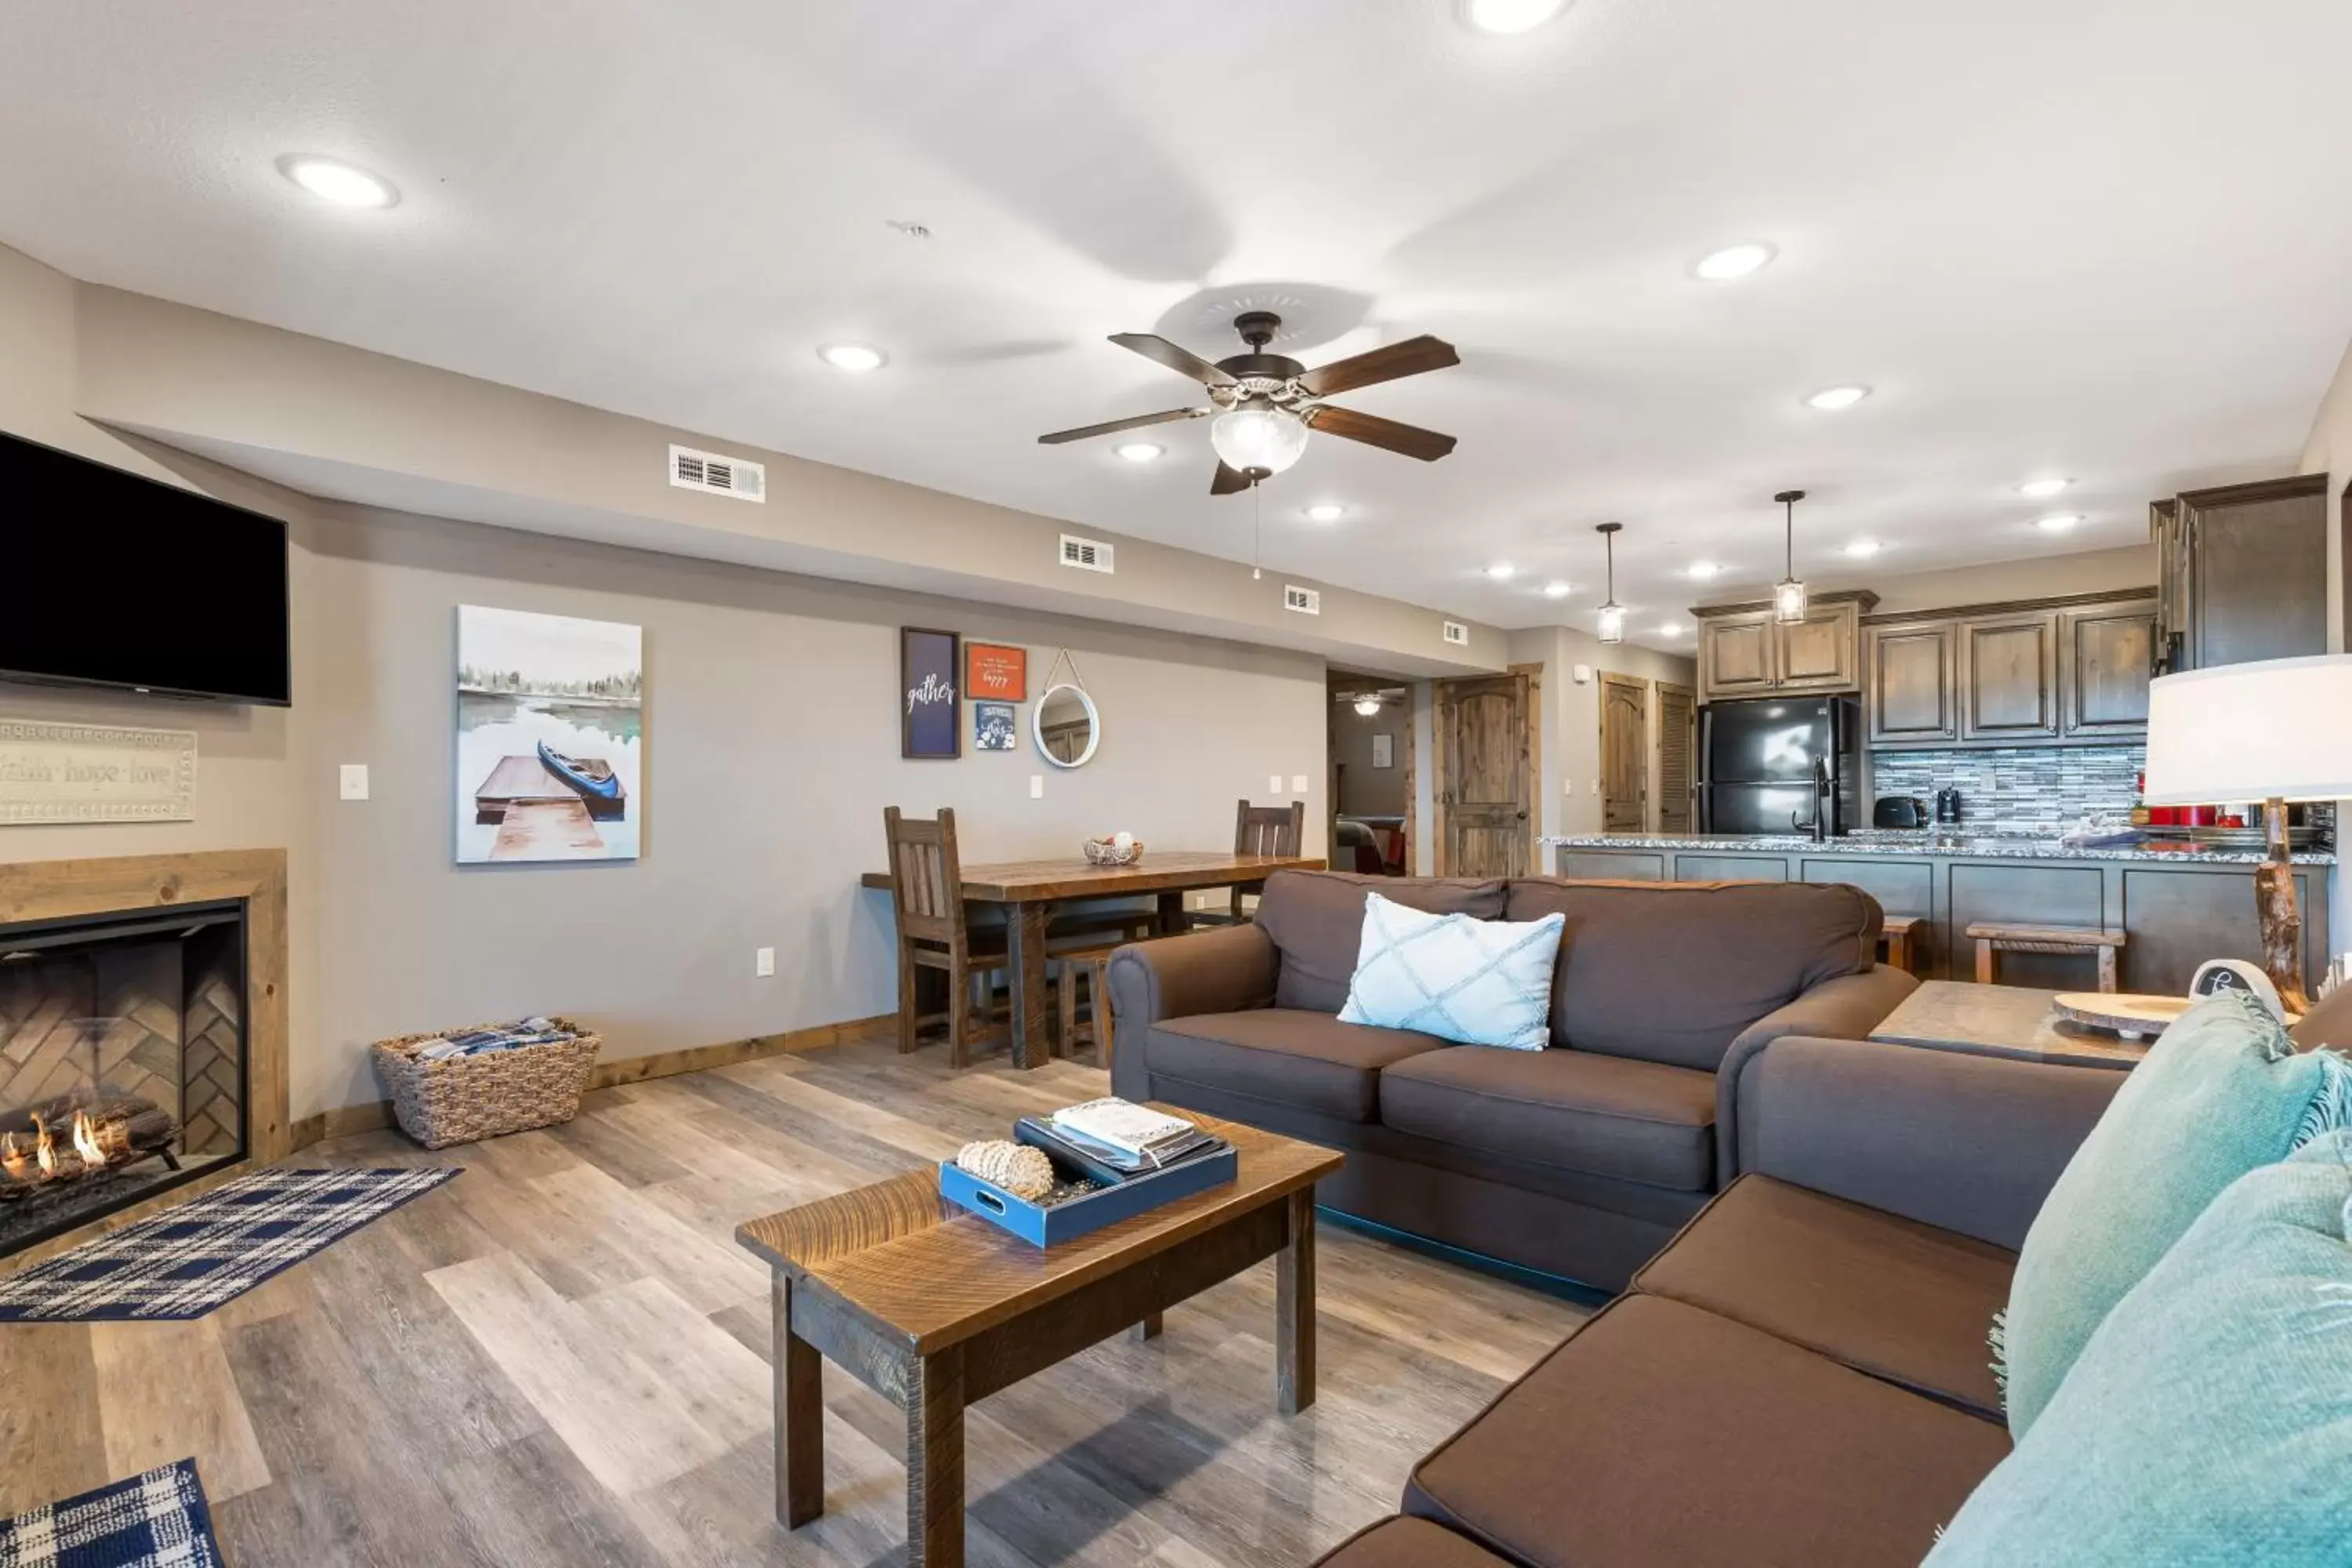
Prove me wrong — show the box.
[755,946,775,978]
[1290,775,1308,793]
[339,764,369,801]
[1029,775,1045,800]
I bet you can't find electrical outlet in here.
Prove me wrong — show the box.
[1976,772,1996,795]
[1290,775,1308,793]
[1029,775,1044,800]
[1269,774,1283,794]
[339,764,368,800]
[755,946,775,978]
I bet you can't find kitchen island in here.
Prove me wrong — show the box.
[1544,832,2334,994]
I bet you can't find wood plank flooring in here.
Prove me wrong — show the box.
[0,1039,1590,1566]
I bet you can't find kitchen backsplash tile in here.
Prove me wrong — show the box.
[1869,745,2144,832]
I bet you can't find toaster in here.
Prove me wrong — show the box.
[1873,796,1930,829]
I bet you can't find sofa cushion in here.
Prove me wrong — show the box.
[1148,1008,1452,1123]
[1311,1517,1517,1568]
[1406,1294,2009,1568]
[2001,991,2352,1437]
[1634,1174,2014,1419]
[1338,891,1564,1051]
[1379,1046,1718,1192]
[1504,879,1881,1070]
[1256,870,1508,1014]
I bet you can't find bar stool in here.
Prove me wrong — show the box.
[1054,945,1119,1066]
[1878,915,1927,976]
[1965,921,2126,993]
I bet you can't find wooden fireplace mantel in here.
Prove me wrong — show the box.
[0,847,290,1272]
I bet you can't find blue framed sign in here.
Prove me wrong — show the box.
[901,626,960,759]
[975,702,1017,751]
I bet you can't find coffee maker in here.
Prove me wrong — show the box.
[1934,787,1963,826]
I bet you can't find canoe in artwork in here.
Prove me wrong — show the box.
[535,740,623,804]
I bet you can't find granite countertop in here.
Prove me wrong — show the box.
[1541,831,2337,866]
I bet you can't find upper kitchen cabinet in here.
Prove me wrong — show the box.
[2151,474,2328,673]
[1863,619,1958,745]
[1958,611,2060,743]
[1859,590,2156,750]
[1693,590,1876,703]
[2059,597,2158,739]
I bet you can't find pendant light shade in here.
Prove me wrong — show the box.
[1210,400,1309,477]
[1595,522,1625,644]
[1773,489,1809,624]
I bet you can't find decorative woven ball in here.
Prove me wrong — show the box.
[955,1138,1055,1201]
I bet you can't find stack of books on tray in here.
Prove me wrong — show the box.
[938,1098,1237,1247]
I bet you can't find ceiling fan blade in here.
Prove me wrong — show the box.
[1210,461,1254,495]
[1296,335,1460,398]
[1109,332,1239,387]
[1305,404,1458,461]
[1036,407,1208,445]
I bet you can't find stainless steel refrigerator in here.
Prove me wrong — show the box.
[1697,695,1861,836]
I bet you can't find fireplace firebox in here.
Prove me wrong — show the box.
[0,899,249,1258]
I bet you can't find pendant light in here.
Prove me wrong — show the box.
[1773,489,1809,624]
[1595,522,1626,644]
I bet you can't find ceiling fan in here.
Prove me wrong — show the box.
[1039,311,1460,495]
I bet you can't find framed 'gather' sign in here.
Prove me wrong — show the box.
[902,627,961,759]
[965,642,1027,702]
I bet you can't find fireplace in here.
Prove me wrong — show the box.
[0,899,249,1258]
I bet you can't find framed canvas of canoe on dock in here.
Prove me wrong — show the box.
[456,606,643,864]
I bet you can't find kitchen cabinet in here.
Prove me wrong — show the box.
[1693,590,1875,703]
[1859,590,2155,750]
[2151,474,2327,673]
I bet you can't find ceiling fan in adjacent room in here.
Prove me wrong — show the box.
[1038,312,1460,494]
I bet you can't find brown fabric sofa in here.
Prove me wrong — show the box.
[1107,869,1918,1288]
[1316,1036,2126,1568]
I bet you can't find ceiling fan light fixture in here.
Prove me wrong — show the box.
[1209,402,1308,477]
[1112,441,1163,463]
[1353,696,1383,717]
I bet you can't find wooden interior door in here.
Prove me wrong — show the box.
[1434,670,1536,877]
[1599,673,1648,833]
[1654,681,1695,833]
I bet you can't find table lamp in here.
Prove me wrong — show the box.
[2143,654,2352,1013]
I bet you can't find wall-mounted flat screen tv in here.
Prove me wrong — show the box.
[0,429,292,706]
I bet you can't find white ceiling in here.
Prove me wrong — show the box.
[6,0,2351,652]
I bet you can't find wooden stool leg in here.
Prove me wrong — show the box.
[1094,960,1114,1070]
[2097,944,2119,993]
[1055,960,1076,1059]
[1975,938,1996,985]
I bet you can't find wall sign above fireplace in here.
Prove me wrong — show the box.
[0,719,196,825]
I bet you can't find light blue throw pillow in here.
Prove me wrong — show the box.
[1929,1129,2352,1566]
[1998,991,2352,1436]
[1336,890,1563,1051]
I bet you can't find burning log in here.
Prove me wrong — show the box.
[0,1094,177,1195]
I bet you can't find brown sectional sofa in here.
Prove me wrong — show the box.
[1317,1036,2127,1567]
[1107,869,1919,1288]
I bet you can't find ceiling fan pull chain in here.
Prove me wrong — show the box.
[1252,479,1263,580]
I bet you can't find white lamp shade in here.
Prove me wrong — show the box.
[2143,655,2352,804]
[1209,405,1308,477]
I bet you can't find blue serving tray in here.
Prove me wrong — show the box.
[938,1138,1238,1247]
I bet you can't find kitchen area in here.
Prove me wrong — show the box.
[1548,474,2336,994]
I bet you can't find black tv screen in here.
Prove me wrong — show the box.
[0,429,291,705]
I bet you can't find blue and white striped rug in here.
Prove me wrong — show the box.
[0,1166,459,1322]
[0,1458,223,1567]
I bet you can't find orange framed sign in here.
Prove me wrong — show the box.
[966,642,1027,702]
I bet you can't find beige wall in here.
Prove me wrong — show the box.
[1507,628,1697,843]
[1694,544,2158,617]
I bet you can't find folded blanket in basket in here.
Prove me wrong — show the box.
[412,1017,575,1060]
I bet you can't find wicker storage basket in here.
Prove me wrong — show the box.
[371,1018,601,1149]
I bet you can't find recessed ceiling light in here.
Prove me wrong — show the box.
[1656,622,1683,637]
[2018,477,2073,499]
[1804,384,1871,412]
[1485,563,1517,581]
[1687,561,1722,579]
[1693,242,1777,281]
[1461,0,1570,34]
[818,343,887,373]
[2034,514,2084,533]
[1112,441,1163,463]
[1541,579,1572,599]
[1303,502,1347,522]
[1842,539,1882,558]
[278,154,397,209]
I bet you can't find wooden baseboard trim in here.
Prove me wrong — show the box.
[287,1013,894,1152]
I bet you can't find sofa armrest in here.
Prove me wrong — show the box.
[1719,1035,2122,1250]
[1107,924,1278,1101]
[1712,965,1918,1182]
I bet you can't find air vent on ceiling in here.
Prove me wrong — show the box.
[1058,534,1115,574]
[1442,620,1470,647]
[669,444,766,502]
[1283,585,1321,615]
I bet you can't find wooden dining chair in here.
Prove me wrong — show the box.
[882,807,1009,1065]
[1190,799,1307,927]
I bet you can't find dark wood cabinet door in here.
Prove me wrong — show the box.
[1776,601,1860,692]
[2183,478,2327,668]
[2060,599,2155,739]
[1699,613,1776,701]
[1864,622,1958,746]
[1959,612,2058,742]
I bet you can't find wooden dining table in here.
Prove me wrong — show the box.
[861,850,1323,1069]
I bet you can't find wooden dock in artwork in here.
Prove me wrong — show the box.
[473,753,626,861]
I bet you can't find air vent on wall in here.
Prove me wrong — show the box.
[669,444,766,502]
[1442,620,1469,647]
[1058,534,1114,574]
[1283,585,1321,615]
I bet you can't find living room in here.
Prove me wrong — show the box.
[4,3,2352,1565]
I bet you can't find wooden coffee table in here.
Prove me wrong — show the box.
[1868,979,2147,1069]
[734,1115,1342,1566]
